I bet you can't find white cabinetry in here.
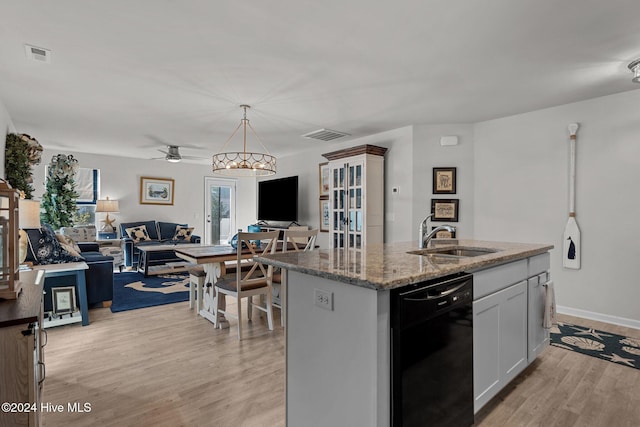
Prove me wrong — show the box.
[473,259,528,413]
[472,254,551,413]
[322,145,387,249]
[527,253,551,362]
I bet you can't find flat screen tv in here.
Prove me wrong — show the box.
[257,176,298,223]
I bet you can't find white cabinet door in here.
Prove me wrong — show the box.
[473,280,528,413]
[473,292,501,412]
[329,158,366,249]
[501,281,528,385]
[329,161,347,248]
[528,272,550,362]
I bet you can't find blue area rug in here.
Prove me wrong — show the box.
[551,322,640,370]
[111,271,190,313]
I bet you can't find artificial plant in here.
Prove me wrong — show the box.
[41,154,79,228]
[4,133,43,198]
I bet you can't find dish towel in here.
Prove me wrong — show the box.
[543,280,556,329]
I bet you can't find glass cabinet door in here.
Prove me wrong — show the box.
[329,159,365,249]
[346,161,364,249]
[330,163,347,248]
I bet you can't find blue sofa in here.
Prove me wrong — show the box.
[23,226,114,309]
[119,220,201,268]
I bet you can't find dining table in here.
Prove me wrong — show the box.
[174,244,256,328]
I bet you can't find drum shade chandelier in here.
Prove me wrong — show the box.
[212,105,276,176]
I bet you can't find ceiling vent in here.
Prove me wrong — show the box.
[24,44,51,63]
[302,128,350,141]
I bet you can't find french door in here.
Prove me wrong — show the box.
[204,177,236,245]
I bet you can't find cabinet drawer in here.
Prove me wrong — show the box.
[473,259,527,300]
[528,252,550,277]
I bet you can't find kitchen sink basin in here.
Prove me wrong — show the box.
[407,246,498,258]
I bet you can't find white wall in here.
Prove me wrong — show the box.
[0,97,16,178]
[412,124,475,239]
[273,126,414,248]
[474,89,640,323]
[31,149,257,239]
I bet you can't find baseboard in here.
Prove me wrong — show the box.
[557,305,640,330]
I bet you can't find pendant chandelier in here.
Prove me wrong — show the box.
[212,105,276,176]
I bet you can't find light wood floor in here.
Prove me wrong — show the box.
[41,304,640,427]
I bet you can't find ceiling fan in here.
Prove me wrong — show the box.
[154,145,207,163]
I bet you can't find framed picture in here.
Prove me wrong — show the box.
[140,176,175,205]
[319,162,330,198]
[319,199,330,232]
[431,226,456,239]
[433,167,456,194]
[431,198,459,222]
[52,286,77,315]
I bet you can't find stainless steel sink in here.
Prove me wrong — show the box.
[407,246,498,258]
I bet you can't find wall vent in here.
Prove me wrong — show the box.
[302,128,350,141]
[24,44,51,63]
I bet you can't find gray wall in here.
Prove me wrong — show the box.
[474,89,640,324]
[31,149,257,239]
[274,126,414,248]
[412,124,475,239]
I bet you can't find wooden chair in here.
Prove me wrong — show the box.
[214,231,279,340]
[273,228,319,326]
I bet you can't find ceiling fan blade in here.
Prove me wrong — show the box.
[182,155,208,160]
[157,148,170,155]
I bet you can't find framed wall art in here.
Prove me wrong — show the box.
[140,176,175,205]
[319,199,330,232]
[433,167,456,194]
[431,198,459,222]
[319,162,330,198]
[52,286,77,315]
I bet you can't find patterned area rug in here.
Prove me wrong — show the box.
[550,322,640,370]
[111,271,190,313]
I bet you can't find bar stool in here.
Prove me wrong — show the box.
[188,265,206,313]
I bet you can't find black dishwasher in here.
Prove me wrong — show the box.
[391,272,473,427]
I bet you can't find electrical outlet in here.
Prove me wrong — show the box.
[314,288,333,311]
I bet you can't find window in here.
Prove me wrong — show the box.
[74,168,100,225]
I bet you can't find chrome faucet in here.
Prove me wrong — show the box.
[419,214,456,248]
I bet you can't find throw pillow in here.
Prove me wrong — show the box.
[125,225,151,243]
[55,234,82,257]
[32,224,84,265]
[173,225,194,242]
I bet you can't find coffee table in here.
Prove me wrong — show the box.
[137,244,193,277]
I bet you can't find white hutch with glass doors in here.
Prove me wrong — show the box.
[322,145,387,250]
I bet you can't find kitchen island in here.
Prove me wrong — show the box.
[258,239,553,427]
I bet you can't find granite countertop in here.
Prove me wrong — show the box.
[257,239,553,291]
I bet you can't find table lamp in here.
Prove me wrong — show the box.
[96,197,119,232]
[18,199,41,264]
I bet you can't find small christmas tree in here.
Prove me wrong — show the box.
[41,154,79,229]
